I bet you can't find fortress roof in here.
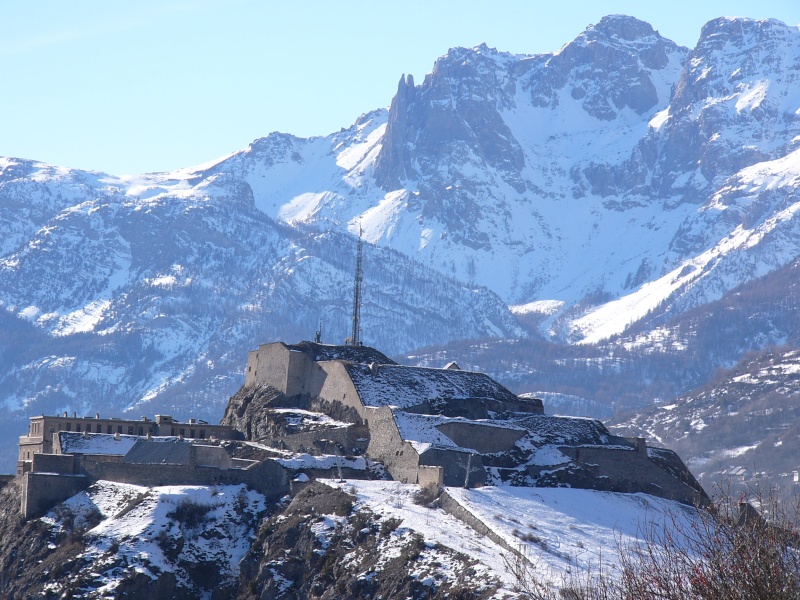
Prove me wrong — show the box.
[58,432,141,456]
[345,362,519,409]
[123,439,192,465]
[286,341,397,365]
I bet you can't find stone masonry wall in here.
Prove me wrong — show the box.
[436,422,525,454]
[245,343,312,394]
[22,472,88,519]
[417,465,444,488]
[419,448,486,488]
[31,453,76,474]
[309,362,363,417]
[78,457,289,500]
[365,406,421,484]
[555,446,703,505]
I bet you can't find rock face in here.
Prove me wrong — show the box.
[237,483,491,600]
[0,479,270,599]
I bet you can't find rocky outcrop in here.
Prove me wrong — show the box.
[220,385,306,441]
[237,482,495,599]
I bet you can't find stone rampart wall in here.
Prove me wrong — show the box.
[556,446,702,505]
[31,453,76,474]
[260,425,367,456]
[439,490,517,555]
[22,472,88,519]
[192,445,232,468]
[419,448,486,488]
[312,362,363,416]
[246,343,312,395]
[436,422,525,454]
[417,465,444,488]
[78,458,289,500]
[365,406,420,484]
[21,456,290,518]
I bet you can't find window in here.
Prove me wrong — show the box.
[190,429,195,438]
[117,425,123,434]
[128,426,134,435]
[199,430,206,439]
[138,427,143,436]
[180,429,185,437]
[107,425,112,434]
[66,423,71,431]
[97,424,102,433]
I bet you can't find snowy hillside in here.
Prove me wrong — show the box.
[0,478,703,598]
[610,345,800,502]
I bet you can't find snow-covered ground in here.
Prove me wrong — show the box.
[40,481,266,599]
[35,477,705,596]
[325,480,701,593]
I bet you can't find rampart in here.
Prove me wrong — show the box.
[22,473,88,519]
[365,406,421,484]
[549,445,705,505]
[436,422,526,454]
[20,451,290,518]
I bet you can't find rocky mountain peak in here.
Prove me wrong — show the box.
[657,16,800,199]
[373,42,524,199]
[585,14,661,43]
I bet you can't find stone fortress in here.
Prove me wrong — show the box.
[17,339,707,519]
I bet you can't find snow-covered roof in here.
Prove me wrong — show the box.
[392,413,467,454]
[58,432,179,456]
[392,411,634,456]
[345,363,519,409]
[122,439,192,465]
[286,341,396,365]
[513,414,626,447]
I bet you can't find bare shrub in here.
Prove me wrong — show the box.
[503,488,800,600]
[413,484,442,507]
[167,498,215,529]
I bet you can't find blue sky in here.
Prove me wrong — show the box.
[2,0,799,175]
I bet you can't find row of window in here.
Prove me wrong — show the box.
[55,422,153,436]
[55,422,209,439]
[29,419,221,440]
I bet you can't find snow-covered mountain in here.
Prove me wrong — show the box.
[3,14,800,476]
[610,344,800,501]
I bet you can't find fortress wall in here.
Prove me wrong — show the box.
[417,465,444,488]
[259,426,368,456]
[556,446,703,505]
[21,457,290,518]
[192,445,232,468]
[419,448,486,488]
[313,362,364,417]
[245,343,312,394]
[22,472,88,519]
[365,406,420,484]
[439,490,518,555]
[436,422,525,454]
[286,350,312,396]
[79,459,289,500]
[31,453,76,474]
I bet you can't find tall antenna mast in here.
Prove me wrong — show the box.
[350,225,363,346]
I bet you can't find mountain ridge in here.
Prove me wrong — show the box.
[3,14,800,482]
